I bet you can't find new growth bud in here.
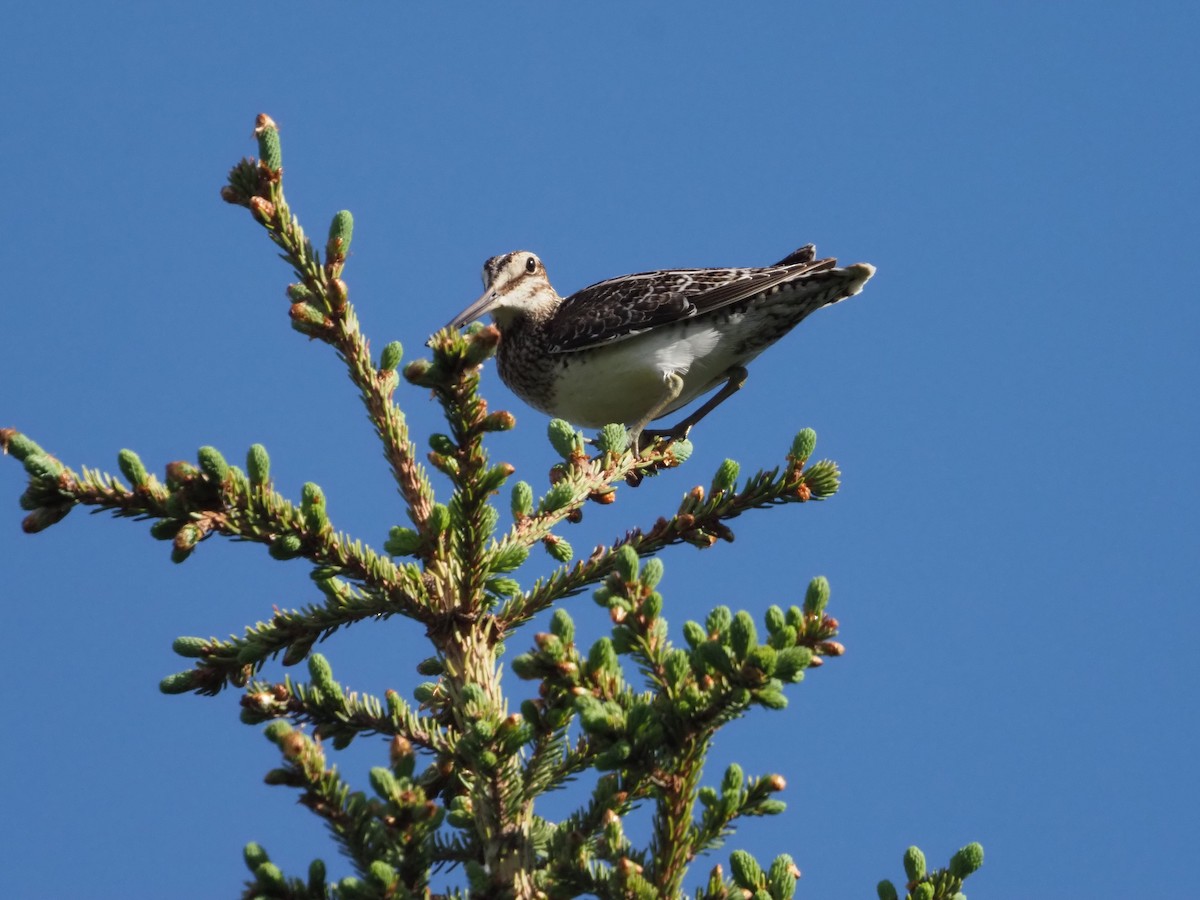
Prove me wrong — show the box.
[669,439,694,464]
[300,482,328,532]
[948,842,984,877]
[118,449,148,488]
[767,854,800,900]
[326,210,354,263]
[640,556,664,589]
[729,850,764,890]
[803,576,830,617]
[509,480,534,519]
[789,428,817,463]
[613,544,639,583]
[159,671,196,694]
[384,526,422,557]
[197,446,229,483]
[308,653,340,700]
[379,341,403,372]
[290,301,332,336]
[172,636,209,658]
[480,411,516,432]
[541,482,576,513]
[543,534,574,562]
[711,458,740,494]
[287,283,315,303]
[597,423,630,455]
[254,113,282,171]
[243,842,270,872]
[171,523,202,563]
[247,444,270,486]
[269,533,304,560]
[548,419,582,460]
[902,846,927,882]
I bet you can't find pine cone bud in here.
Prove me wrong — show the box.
[384,526,422,557]
[197,446,228,483]
[613,544,639,583]
[243,842,270,872]
[541,482,576,513]
[254,113,282,170]
[480,411,516,432]
[948,842,984,877]
[803,576,830,617]
[326,210,354,262]
[640,556,664,588]
[902,846,927,882]
[247,444,270,486]
[172,636,209,658]
[159,670,196,694]
[118,449,149,488]
[543,534,574,562]
[668,438,694,463]
[767,854,800,900]
[289,301,331,336]
[1,431,44,461]
[596,423,630,454]
[789,428,817,463]
[712,458,740,494]
[269,533,304,560]
[379,340,403,371]
[729,850,764,889]
[547,419,581,459]
[300,482,328,531]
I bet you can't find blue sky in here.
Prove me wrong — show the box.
[2,2,1197,897]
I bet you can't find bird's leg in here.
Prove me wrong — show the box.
[641,366,749,448]
[627,371,686,455]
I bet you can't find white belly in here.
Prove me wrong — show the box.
[543,324,744,427]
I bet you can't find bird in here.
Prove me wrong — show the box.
[447,244,875,452]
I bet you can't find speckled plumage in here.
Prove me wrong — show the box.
[448,244,875,448]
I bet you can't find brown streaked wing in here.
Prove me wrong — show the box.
[685,257,837,316]
[547,257,837,353]
[546,269,731,352]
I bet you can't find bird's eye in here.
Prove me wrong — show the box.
[525,256,537,274]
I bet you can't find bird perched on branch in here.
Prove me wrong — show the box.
[447,244,875,452]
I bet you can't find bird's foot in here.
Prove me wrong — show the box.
[635,423,693,455]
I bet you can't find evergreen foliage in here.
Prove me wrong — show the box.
[2,114,982,899]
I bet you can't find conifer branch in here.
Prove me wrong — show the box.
[499,450,837,629]
[166,582,410,696]
[257,720,442,898]
[222,115,436,535]
[1,434,430,617]
[238,659,450,753]
[405,325,517,604]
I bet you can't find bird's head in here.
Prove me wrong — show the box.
[448,251,557,330]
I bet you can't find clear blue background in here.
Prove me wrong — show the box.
[2,3,1197,897]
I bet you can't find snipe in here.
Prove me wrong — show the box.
[448,244,875,451]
